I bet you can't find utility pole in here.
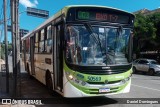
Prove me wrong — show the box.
[10,0,16,96]
[11,0,15,97]
[15,0,21,97]
[10,0,20,97]
[3,0,9,93]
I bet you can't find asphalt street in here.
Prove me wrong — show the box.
[1,56,160,107]
[17,70,160,107]
[109,74,160,98]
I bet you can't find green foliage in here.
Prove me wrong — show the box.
[134,12,160,54]
[148,13,160,41]
[8,44,12,51]
[0,43,12,59]
[134,13,157,39]
[0,44,5,59]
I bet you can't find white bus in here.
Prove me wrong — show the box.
[22,5,135,97]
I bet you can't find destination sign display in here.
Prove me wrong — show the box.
[76,10,129,24]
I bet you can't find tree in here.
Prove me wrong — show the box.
[0,43,12,59]
[148,13,160,43]
[133,13,157,57]
[0,44,5,59]
[8,43,12,52]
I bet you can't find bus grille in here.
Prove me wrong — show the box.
[87,80,122,85]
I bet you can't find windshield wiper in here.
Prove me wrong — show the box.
[84,23,103,55]
[84,23,99,44]
[115,25,123,54]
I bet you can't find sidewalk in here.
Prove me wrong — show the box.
[0,72,13,98]
[0,72,14,99]
[0,56,24,97]
[0,57,53,106]
[0,70,36,107]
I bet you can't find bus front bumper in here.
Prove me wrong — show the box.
[63,79,131,98]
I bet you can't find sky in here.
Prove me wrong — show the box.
[0,0,160,43]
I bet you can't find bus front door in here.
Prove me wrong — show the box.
[54,24,63,92]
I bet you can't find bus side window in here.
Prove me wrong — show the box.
[26,38,30,54]
[35,32,39,53]
[40,41,44,52]
[46,25,52,53]
[39,29,45,53]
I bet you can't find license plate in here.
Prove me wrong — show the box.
[99,88,110,93]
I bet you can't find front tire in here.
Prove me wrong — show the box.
[149,69,155,76]
[46,71,53,94]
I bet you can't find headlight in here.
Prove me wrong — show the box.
[121,77,130,84]
[66,72,88,86]
[68,74,73,80]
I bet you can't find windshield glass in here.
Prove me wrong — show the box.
[65,24,131,66]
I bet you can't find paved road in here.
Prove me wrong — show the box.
[109,74,160,98]
[18,72,160,107]
[1,56,160,106]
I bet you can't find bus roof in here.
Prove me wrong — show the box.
[65,5,134,15]
[21,5,134,40]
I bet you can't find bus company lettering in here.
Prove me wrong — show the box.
[96,13,118,22]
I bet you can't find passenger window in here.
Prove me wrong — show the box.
[139,60,148,64]
[35,32,39,42]
[26,38,30,54]
[35,43,38,53]
[47,25,52,39]
[45,25,52,53]
[39,29,45,53]
[35,32,39,53]
[39,41,44,52]
[46,39,52,53]
[41,29,44,41]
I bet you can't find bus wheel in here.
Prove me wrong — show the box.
[149,69,155,76]
[46,71,53,94]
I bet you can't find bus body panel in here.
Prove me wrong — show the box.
[25,53,53,85]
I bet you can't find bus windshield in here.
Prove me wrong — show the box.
[66,24,131,66]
